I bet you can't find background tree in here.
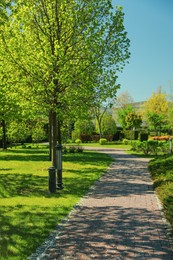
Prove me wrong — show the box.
[146,112,165,136]
[115,91,134,109]
[96,112,116,137]
[125,111,142,130]
[117,105,133,129]
[142,88,169,135]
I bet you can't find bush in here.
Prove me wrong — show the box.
[62,146,68,154]
[139,133,148,141]
[69,146,76,153]
[76,147,84,153]
[75,139,81,145]
[99,138,107,145]
[131,140,140,151]
[72,130,80,142]
[91,135,100,142]
[147,140,158,155]
[131,140,159,155]
[80,134,92,143]
[123,138,129,145]
[124,130,139,140]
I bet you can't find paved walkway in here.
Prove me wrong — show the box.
[29,150,173,260]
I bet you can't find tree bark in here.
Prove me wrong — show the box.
[2,119,7,150]
[49,110,57,167]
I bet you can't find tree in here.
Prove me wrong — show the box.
[142,88,168,115]
[74,119,95,136]
[117,105,133,129]
[1,1,130,169]
[146,112,165,136]
[115,91,134,108]
[96,112,116,137]
[125,111,142,130]
[142,88,169,135]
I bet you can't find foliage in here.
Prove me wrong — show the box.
[142,89,169,135]
[31,120,47,144]
[139,132,149,141]
[122,138,129,145]
[123,129,139,140]
[1,0,130,166]
[7,120,30,145]
[115,91,134,108]
[95,111,116,137]
[80,134,92,143]
[75,139,81,145]
[125,111,142,129]
[147,112,165,134]
[148,155,173,230]
[74,119,95,135]
[117,105,133,129]
[72,130,80,143]
[131,140,170,155]
[0,146,112,258]
[99,138,107,145]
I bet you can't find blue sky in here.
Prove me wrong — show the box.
[112,0,173,102]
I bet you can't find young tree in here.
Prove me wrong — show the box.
[96,112,116,137]
[117,105,133,129]
[142,88,169,135]
[115,91,134,108]
[1,1,130,168]
[125,111,142,130]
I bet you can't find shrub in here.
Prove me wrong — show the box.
[124,130,139,140]
[147,140,158,155]
[76,147,84,153]
[123,138,129,145]
[99,138,107,145]
[72,130,80,142]
[69,146,76,153]
[62,146,68,154]
[131,140,140,151]
[139,133,148,141]
[91,135,100,142]
[75,139,81,145]
[80,134,92,143]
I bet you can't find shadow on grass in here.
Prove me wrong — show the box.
[0,205,70,259]
[0,166,105,199]
[0,174,49,198]
[63,151,112,167]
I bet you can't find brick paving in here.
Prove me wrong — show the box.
[29,150,173,260]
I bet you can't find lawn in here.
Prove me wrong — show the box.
[65,141,131,150]
[148,155,173,231]
[0,146,112,259]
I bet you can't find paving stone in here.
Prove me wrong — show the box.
[28,150,173,260]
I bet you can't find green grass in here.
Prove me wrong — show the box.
[148,155,173,231]
[65,142,131,149]
[0,146,112,259]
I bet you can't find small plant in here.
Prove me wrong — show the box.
[99,138,107,145]
[75,139,81,145]
[62,146,68,154]
[123,138,129,145]
[76,147,84,153]
[69,146,76,153]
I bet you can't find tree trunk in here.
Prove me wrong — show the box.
[48,111,52,161]
[52,111,57,168]
[2,119,7,150]
[49,110,57,168]
[57,119,62,145]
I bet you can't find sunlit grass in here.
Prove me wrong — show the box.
[65,141,131,149]
[148,155,173,232]
[0,146,112,259]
